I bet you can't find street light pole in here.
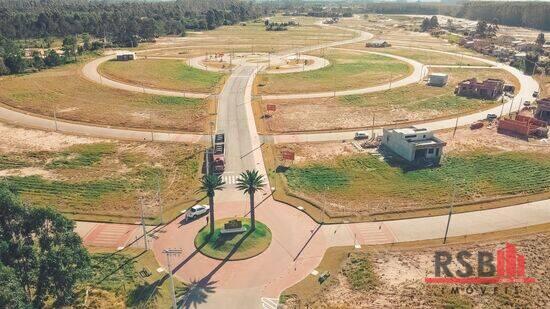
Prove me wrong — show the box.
[139,197,148,250]
[163,248,182,309]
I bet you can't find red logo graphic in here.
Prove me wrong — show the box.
[425,243,537,284]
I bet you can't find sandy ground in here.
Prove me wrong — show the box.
[286,232,550,308]
[439,123,550,154]
[0,122,107,153]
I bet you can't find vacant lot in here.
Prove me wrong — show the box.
[0,59,210,132]
[363,47,490,66]
[86,248,187,308]
[99,58,225,93]
[139,18,355,57]
[282,231,550,308]
[261,68,518,132]
[256,49,411,94]
[275,138,550,215]
[0,128,203,220]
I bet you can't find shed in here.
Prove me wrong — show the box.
[116,52,136,61]
[365,40,391,48]
[427,73,449,87]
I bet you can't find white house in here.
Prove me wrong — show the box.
[381,127,446,165]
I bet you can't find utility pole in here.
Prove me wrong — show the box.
[452,116,459,138]
[163,248,182,309]
[52,104,58,131]
[139,197,148,250]
[157,174,163,225]
[443,184,457,244]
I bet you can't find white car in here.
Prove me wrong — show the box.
[186,205,210,220]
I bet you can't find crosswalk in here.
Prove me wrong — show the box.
[222,174,239,185]
[261,297,279,309]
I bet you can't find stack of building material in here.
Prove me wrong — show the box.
[498,114,548,138]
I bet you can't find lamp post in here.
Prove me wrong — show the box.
[163,248,182,309]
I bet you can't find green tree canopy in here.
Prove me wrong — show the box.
[0,183,91,308]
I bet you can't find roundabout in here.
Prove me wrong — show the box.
[194,218,272,261]
[0,14,547,309]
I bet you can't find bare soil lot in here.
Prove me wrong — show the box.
[260,68,518,132]
[283,231,550,308]
[139,17,355,58]
[0,59,211,132]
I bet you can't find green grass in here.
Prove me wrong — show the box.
[283,151,550,208]
[153,96,203,106]
[0,142,203,218]
[408,94,494,112]
[7,175,131,203]
[88,249,187,308]
[194,218,272,260]
[341,252,378,291]
[100,59,224,93]
[47,143,116,169]
[258,51,410,94]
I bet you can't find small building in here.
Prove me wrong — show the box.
[116,52,136,61]
[535,98,550,122]
[381,127,446,165]
[455,78,504,100]
[427,73,449,87]
[365,40,391,48]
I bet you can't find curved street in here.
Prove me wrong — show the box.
[5,19,546,308]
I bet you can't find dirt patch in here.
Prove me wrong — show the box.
[0,123,108,153]
[440,125,550,154]
[285,232,550,308]
[261,68,518,133]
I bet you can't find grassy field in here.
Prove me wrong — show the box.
[0,58,210,132]
[256,49,411,94]
[281,150,550,215]
[260,68,518,132]
[84,248,187,308]
[139,17,355,57]
[0,141,204,222]
[99,58,225,93]
[281,231,550,308]
[194,218,272,260]
[365,47,490,66]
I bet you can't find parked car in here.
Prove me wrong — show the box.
[486,114,498,121]
[354,131,369,140]
[185,205,210,220]
[533,91,539,98]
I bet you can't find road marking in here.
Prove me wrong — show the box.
[222,174,238,185]
[261,297,279,309]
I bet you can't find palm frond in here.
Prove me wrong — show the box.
[197,174,225,196]
[236,169,265,195]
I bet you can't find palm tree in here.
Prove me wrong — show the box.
[198,174,225,236]
[236,169,266,231]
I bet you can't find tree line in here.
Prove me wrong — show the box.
[0,0,266,45]
[359,1,550,31]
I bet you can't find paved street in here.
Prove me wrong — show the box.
[67,21,550,309]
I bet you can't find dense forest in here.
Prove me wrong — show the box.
[277,1,550,31]
[0,0,267,45]
[359,1,550,31]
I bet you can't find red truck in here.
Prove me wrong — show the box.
[212,134,225,173]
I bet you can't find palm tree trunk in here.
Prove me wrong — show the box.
[249,192,255,231]
[209,194,215,236]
